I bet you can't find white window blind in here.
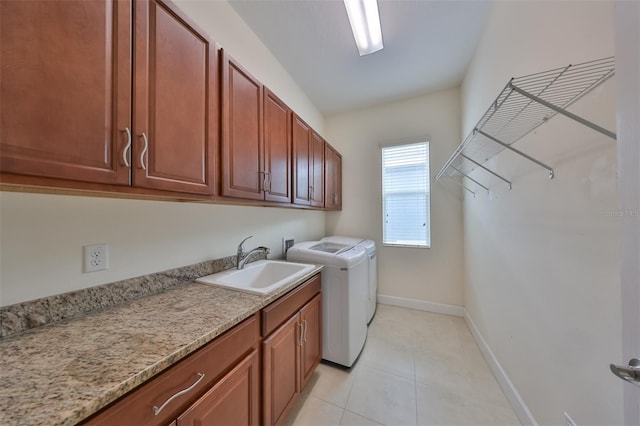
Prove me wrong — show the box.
[381,142,430,248]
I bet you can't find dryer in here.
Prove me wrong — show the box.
[286,241,368,367]
[322,236,378,324]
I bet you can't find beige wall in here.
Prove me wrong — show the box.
[325,88,464,307]
[461,1,622,424]
[0,0,326,306]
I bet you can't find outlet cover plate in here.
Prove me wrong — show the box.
[282,237,294,255]
[84,243,109,273]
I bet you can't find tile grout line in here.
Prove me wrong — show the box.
[343,408,386,426]
[341,361,361,412]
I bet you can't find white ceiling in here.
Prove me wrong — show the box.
[229,0,492,116]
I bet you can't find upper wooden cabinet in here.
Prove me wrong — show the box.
[263,89,292,203]
[221,55,292,203]
[310,131,325,207]
[292,116,325,208]
[133,0,217,195]
[291,113,325,207]
[1,0,342,209]
[1,0,217,195]
[292,115,311,206]
[221,52,264,200]
[324,143,342,210]
[0,0,132,185]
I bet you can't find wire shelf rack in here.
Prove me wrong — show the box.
[435,57,616,191]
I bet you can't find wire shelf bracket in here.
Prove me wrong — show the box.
[436,57,616,190]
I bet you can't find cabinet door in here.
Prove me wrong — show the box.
[263,314,301,426]
[221,52,264,200]
[310,132,325,207]
[177,350,260,426]
[0,0,131,185]
[324,144,342,210]
[324,143,335,209]
[334,151,342,210]
[133,0,217,195]
[263,88,292,203]
[300,294,322,389]
[292,114,311,206]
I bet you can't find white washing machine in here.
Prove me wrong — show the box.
[286,241,368,367]
[322,236,378,324]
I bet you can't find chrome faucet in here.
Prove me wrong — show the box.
[236,236,271,269]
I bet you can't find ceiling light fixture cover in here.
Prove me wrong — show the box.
[343,0,383,56]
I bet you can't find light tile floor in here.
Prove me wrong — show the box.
[283,304,521,426]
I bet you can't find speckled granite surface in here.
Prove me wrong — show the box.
[0,264,322,426]
[0,255,243,339]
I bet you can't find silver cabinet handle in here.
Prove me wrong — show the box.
[266,172,271,192]
[258,171,266,192]
[297,322,304,346]
[302,319,308,343]
[262,171,268,193]
[139,132,149,170]
[309,186,313,200]
[334,193,338,205]
[152,372,205,415]
[122,128,131,167]
[610,359,640,387]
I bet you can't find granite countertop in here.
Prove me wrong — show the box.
[0,266,322,426]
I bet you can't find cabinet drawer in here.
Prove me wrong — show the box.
[262,274,320,337]
[85,314,259,425]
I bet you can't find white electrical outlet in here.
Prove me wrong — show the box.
[564,412,577,426]
[83,243,109,273]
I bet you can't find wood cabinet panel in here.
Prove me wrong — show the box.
[263,314,301,426]
[263,88,292,203]
[300,293,322,389]
[85,314,259,426]
[0,0,131,185]
[292,115,311,206]
[177,349,260,426]
[262,274,322,425]
[262,274,321,337]
[221,52,264,200]
[310,132,325,207]
[133,0,217,195]
[324,143,342,210]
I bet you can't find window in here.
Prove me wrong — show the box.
[381,141,430,248]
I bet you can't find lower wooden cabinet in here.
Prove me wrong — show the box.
[262,275,322,425]
[84,314,260,426]
[300,294,322,389]
[83,274,322,426]
[177,349,260,426]
[262,314,301,426]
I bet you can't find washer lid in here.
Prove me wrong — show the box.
[286,241,367,268]
[322,236,376,253]
[309,242,354,254]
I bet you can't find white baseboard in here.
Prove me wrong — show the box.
[377,294,464,317]
[464,310,538,426]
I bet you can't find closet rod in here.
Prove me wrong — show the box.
[451,166,490,192]
[460,154,512,190]
[475,129,554,179]
[508,83,617,140]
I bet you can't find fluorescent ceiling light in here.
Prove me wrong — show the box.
[343,0,383,56]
